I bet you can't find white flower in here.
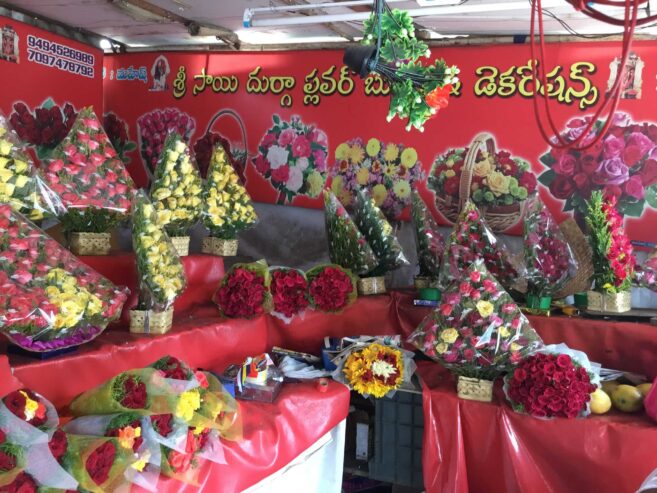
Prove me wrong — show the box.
[267,145,289,169]
[296,157,309,171]
[371,360,396,379]
[451,76,459,84]
[286,165,303,192]
[174,141,186,153]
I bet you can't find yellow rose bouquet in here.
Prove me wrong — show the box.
[201,144,257,256]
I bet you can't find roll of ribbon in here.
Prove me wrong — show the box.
[317,378,329,393]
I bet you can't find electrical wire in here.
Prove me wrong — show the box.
[536,4,624,37]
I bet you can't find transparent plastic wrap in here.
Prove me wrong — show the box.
[149,132,203,237]
[438,200,523,290]
[409,260,543,381]
[306,263,358,313]
[634,253,657,291]
[269,266,309,323]
[213,260,272,319]
[353,189,409,277]
[189,372,242,441]
[522,197,578,301]
[38,107,135,233]
[202,144,258,240]
[0,205,129,352]
[132,190,186,313]
[323,190,379,276]
[411,189,444,279]
[0,389,59,444]
[503,343,600,419]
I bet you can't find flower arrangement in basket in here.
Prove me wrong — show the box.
[214,260,272,319]
[39,107,135,255]
[0,205,128,352]
[306,264,358,313]
[131,190,187,335]
[149,133,203,256]
[429,133,537,231]
[409,261,543,402]
[411,190,444,292]
[252,115,328,204]
[270,267,309,322]
[331,137,425,219]
[585,191,635,313]
[201,144,258,257]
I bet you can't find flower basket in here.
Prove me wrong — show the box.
[434,133,529,232]
[357,276,386,295]
[129,308,174,335]
[69,232,111,256]
[456,376,494,402]
[586,290,631,313]
[170,236,190,257]
[202,237,238,257]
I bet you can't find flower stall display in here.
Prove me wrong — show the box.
[252,115,328,204]
[429,133,537,231]
[213,261,272,319]
[149,132,203,256]
[103,112,137,165]
[438,200,521,291]
[270,267,309,322]
[0,205,128,352]
[306,264,358,313]
[522,197,578,310]
[539,113,657,221]
[201,144,258,257]
[324,190,379,277]
[331,138,425,219]
[411,190,444,294]
[352,189,409,294]
[409,261,543,402]
[634,249,657,291]
[585,191,635,312]
[131,190,186,334]
[503,344,600,419]
[39,107,135,255]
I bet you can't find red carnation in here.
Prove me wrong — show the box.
[85,441,116,486]
[48,429,68,463]
[151,414,174,438]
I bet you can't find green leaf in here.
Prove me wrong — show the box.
[646,184,657,209]
[617,199,645,217]
[538,169,556,187]
[41,97,56,110]
[272,115,280,125]
[539,152,556,167]
[124,142,137,152]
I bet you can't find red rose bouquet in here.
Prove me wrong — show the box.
[213,261,272,319]
[411,189,444,280]
[0,205,128,352]
[39,107,135,234]
[504,344,600,419]
[409,261,543,388]
[1,389,57,436]
[0,430,25,489]
[137,108,195,176]
[306,264,357,313]
[270,267,309,321]
[103,112,136,165]
[194,132,247,181]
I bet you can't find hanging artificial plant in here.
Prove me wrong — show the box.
[344,1,459,132]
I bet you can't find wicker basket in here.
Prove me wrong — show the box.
[434,133,526,232]
[202,237,238,256]
[69,232,111,256]
[456,376,494,402]
[129,308,174,334]
[357,276,386,295]
[170,236,190,257]
[587,290,631,313]
[554,218,593,298]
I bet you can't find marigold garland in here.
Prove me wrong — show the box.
[343,343,404,398]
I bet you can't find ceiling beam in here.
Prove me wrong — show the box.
[275,0,360,41]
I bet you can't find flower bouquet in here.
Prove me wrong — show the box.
[149,132,203,255]
[331,138,425,219]
[213,261,272,319]
[39,107,135,255]
[585,191,635,312]
[522,197,578,311]
[429,134,537,231]
[409,260,543,402]
[103,112,137,165]
[0,205,128,352]
[634,250,657,291]
[147,357,205,425]
[352,189,409,294]
[306,264,358,313]
[411,190,444,295]
[195,133,247,182]
[504,344,599,419]
[438,201,522,291]
[131,190,186,334]
[201,144,258,257]
[252,115,328,204]
[0,390,58,441]
[270,267,309,322]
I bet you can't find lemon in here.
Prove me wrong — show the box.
[637,383,653,398]
[601,380,620,395]
[589,389,612,415]
[611,385,643,413]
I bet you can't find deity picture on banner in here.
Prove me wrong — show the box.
[149,55,170,92]
[607,52,644,100]
[1,25,19,63]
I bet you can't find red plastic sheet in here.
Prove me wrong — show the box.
[417,362,657,493]
[0,355,22,396]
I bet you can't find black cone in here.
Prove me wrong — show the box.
[343,45,376,78]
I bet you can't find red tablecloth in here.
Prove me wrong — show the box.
[417,362,657,493]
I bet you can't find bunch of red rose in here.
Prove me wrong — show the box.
[271,268,309,318]
[117,375,148,409]
[150,356,195,381]
[137,108,195,173]
[2,389,48,428]
[306,265,355,312]
[85,441,117,486]
[506,352,596,418]
[193,132,245,182]
[48,429,68,464]
[9,101,76,151]
[214,265,270,319]
[162,426,211,475]
[0,429,18,473]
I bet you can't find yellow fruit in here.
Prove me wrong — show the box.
[601,380,620,395]
[589,389,612,415]
[611,385,643,413]
[637,383,653,398]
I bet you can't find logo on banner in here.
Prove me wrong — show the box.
[116,65,148,83]
[1,25,19,63]
[608,52,644,100]
[149,55,170,91]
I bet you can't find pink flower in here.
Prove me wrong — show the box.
[459,282,473,297]
[602,135,625,160]
[278,128,297,147]
[439,303,453,316]
[482,279,497,293]
[292,135,311,158]
[254,154,270,175]
[624,175,645,199]
[48,160,64,173]
[82,117,100,130]
[261,133,277,149]
[553,154,576,177]
[271,165,290,184]
[313,150,327,172]
[501,303,516,314]
[469,271,481,283]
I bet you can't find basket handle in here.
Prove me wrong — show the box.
[205,108,248,159]
[459,132,497,211]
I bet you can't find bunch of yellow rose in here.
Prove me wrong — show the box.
[44,268,104,330]
[150,133,203,237]
[203,145,257,240]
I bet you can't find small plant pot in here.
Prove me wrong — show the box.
[202,237,238,256]
[357,276,386,295]
[70,232,111,256]
[526,294,552,310]
[170,236,190,257]
[129,308,174,335]
[456,376,494,402]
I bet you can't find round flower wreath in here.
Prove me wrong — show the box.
[343,343,404,398]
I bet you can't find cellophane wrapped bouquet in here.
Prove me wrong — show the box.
[269,267,309,322]
[634,250,657,291]
[0,205,128,351]
[409,261,543,385]
[306,264,358,312]
[150,133,203,237]
[38,107,135,233]
[213,260,272,319]
[522,197,577,307]
[411,189,444,281]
